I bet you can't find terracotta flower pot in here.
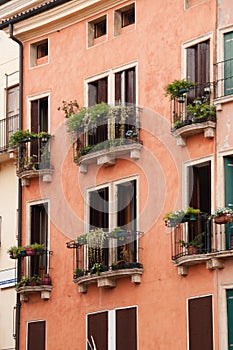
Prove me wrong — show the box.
[214,215,233,224]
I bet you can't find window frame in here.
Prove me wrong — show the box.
[186,294,214,350]
[86,306,138,350]
[87,15,108,47]
[182,33,213,87]
[114,2,136,36]
[27,320,46,350]
[84,62,138,106]
[26,199,50,275]
[30,39,49,68]
[216,26,233,102]
[84,176,139,270]
[27,92,50,134]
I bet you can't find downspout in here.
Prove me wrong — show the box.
[9,22,23,350]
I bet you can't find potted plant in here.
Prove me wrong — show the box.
[186,207,201,220]
[74,268,84,279]
[25,245,35,256]
[179,232,204,254]
[89,262,107,276]
[9,129,36,147]
[214,207,233,224]
[41,274,52,285]
[7,246,20,259]
[16,276,30,289]
[28,275,42,286]
[30,242,45,255]
[163,210,186,227]
[187,101,216,122]
[164,79,195,100]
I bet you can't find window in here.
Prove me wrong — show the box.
[88,16,107,47]
[114,3,135,36]
[30,39,48,67]
[224,31,233,95]
[88,77,108,106]
[186,40,210,102]
[87,67,136,106]
[227,290,233,349]
[27,321,46,350]
[87,307,137,350]
[115,67,136,104]
[29,203,48,277]
[185,161,212,252]
[86,179,137,270]
[188,296,213,350]
[6,85,19,144]
[30,96,49,161]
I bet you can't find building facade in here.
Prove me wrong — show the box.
[1,0,233,349]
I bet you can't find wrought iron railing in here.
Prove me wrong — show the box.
[0,114,19,151]
[73,106,143,161]
[66,230,143,278]
[17,137,51,173]
[170,83,216,130]
[214,58,233,99]
[171,213,233,261]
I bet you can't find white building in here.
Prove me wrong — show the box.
[0,30,19,350]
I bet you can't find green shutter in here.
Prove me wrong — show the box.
[224,157,233,249]
[224,32,233,95]
[227,290,233,349]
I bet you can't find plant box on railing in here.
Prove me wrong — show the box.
[214,207,233,224]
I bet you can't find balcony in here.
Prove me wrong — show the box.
[0,114,19,162]
[66,103,143,174]
[12,246,53,302]
[170,213,233,275]
[168,83,216,146]
[66,229,144,293]
[10,131,53,186]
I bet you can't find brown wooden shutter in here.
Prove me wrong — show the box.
[125,68,135,104]
[31,100,39,133]
[188,296,213,350]
[97,78,108,103]
[90,187,109,229]
[115,72,122,103]
[116,307,137,350]
[87,312,108,350]
[28,321,46,350]
[197,41,209,85]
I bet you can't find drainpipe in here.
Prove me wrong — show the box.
[9,22,23,350]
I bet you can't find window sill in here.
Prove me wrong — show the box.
[173,250,233,276]
[74,268,144,293]
[172,120,216,146]
[17,168,53,186]
[77,142,142,174]
[16,285,52,302]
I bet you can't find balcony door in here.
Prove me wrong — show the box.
[188,162,211,251]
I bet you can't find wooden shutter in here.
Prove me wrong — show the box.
[87,312,108,350]
[224,32,233,95]
[39,98,48,132]
[31,100,39,133]
[227,290,233,349]
[90,188,109,230]
[115,72,122,103]
[116,307,137,350]
[97,78,108,103]
[188,296,213,350]
[125,68,135,104]
[6,85,19,142]
[28,321,46,350]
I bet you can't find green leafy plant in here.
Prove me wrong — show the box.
[164,79,195,99]
[89,263,107,275]
[16,276,30,289]
[179,232,204,249]
[74,268,84,278]
[9,130,36,147]
[187,101,216,121]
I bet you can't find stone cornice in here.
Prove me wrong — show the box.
[1,0,130,42]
